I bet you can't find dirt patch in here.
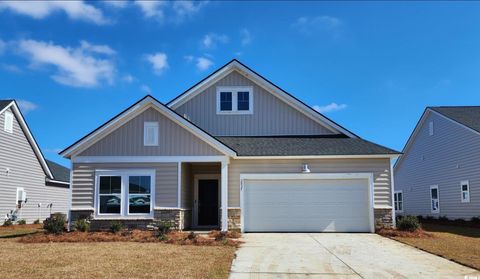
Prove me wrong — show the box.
[377,228,433,238]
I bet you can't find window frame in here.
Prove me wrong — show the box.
[95,169,155,219]
[4,111,13,133]
[216,86,253,115]
[461,180,470,203]
[430,185,440,213]
[428,121,434,136]
[143,121,159,146]
[394,190,403,213]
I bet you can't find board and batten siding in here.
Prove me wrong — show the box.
[72,162,178,209]
[174,71,335,136]
[228,158,392,208]
[0,108,68,223]
[79,107,223,156]
[395,111,480,219]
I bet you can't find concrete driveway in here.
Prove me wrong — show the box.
[230,233,479,278]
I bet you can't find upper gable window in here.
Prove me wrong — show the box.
[4,111,13,133]
[429,121,434,136]
[216,86,253,114]
[144,122,159,146]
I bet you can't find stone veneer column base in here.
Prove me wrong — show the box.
[374,208,394,229]
[154,209,191,231]
[227,208,241,231]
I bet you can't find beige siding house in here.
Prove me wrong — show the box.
[0,100,70,224]
[61,60,400,232]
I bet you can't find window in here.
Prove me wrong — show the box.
[144,122,159,146]
[220,92,232,111]
[16,187,26,207]
[461,180,470,203]
[430,185,439,213]
[96,170,155,217]
[4,111,13,133]
[429,121,434,136]
[394,191,403,212]
[216,86,253,114]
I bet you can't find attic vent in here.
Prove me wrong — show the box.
[183,113,190,121]
[429,121,434,136]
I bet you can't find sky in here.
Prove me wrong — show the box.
[1,1,480,167]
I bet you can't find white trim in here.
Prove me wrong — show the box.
[73,156,230,164]
[430,185,440,214]
[143,121,159,146]
[177,162,181,208]
[70,207,95,211]
[239,172,375,233]
[4,110,13,133]
[168,60,357,138]
[60,97,236,158]
[235,154,400,160]
[227,207,241,210]
[394,190,403,213]
[460,180,470,203]
[193,174,221,228]
[374,205,393,209]
[45,178,70,185]
[216,86,254,115]
[390,159,397,227]
[221,161,229,231]
[67,161,73,231]
[154,207,186,210]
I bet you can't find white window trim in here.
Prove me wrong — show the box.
[461,180,470,203]
[216,86,253,115]
[394,190,403,213]
[16,187,25,205]
[4,111,13,133]
[94,169,155,219]
[143,121,159,146]
[430,185,440,213]
[428,121,434,136]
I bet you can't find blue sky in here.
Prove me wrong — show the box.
[1,1,480,167]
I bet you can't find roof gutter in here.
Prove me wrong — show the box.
[233,154,401,160]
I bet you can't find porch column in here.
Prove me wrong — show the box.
[221,160,229,231]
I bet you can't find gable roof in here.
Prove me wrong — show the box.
[167,59,358,138]
[429,106,480,133]
[216,135,400,157]
[0,100,54,179]
[59,95,237,158]
[46,160,70,183]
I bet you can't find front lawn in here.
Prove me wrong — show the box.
[0,238,236,278]
[391,223,480,270]
[0,224,42,238]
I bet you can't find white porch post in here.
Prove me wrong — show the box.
[221,160,229,231]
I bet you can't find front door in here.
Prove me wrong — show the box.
[197,179,219,226]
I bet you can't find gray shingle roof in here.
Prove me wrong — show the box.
[46,160,70,182]
[215,136,400,156]
[430,106,480,133]
[0,100,13,111]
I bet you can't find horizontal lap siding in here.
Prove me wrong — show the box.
[72,162,178,209]
[0,108,68,223]
[395,112,480,219]
[175,71,335,136]
[228,158,391,207]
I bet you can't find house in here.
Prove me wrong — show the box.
[0,100,70,223]
[60,59,400,232]
[395,106,480,220]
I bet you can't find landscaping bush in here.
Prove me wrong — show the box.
[397,215,421,232]
[110,221,123,233]
[3,219,13,227]
[17,219,26,225]
[471,217,480,224]
[150,220,175,240]
[73,219,90,232]
[43,215,66,234]
[33,219,40,224]
[438,216,449,222]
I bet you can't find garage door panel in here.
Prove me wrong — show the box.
[243,179,371,232]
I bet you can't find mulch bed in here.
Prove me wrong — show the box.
[377,228,434,238]
[18,230,242,247]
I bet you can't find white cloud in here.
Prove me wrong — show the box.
[196,57,213,71]
[122,74,135,83]
[240,28,252,46]
[17,39,115,87]
[145,52,168,75]
[0,1,109,25]
[141,84,151,94]
[16,99,38,113]
[44,147,62,154]
[80,40,116,55]
[103,1,128,9]
[183,55,194,62]
[313,103,347,113]
[201,33,228,49]
[172,1,206,21]
[135,1,207,22]
[0,39,5,55]
[1,64,22,73]
[134,0,166,19]
[292,15,343,37]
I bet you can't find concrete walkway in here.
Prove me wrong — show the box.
[230,233,479,278]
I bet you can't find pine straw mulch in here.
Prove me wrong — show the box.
[376,228,434,238]
[18,230,242,247]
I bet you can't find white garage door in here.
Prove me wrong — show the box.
[243,178,372,232]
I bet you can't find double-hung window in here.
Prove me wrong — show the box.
[461,180,470,203]
[144,122,159,146]
[217,86,253,114]
[430,185,439,213]
[394,191,403,212]
[96,170,155,217]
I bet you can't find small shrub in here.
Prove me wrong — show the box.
[110,221,123,233]
[438,216,449,222]
[73,219,90,232]
[17,219,26,225]
[33,219,40,224]
[3,219,13,227]
[397,215,421,232]
[471,216,480,224]
[43,215,66,234]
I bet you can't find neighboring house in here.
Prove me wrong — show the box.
[0,100,70,223]
[61,59,400,232]
[395,107,480,220]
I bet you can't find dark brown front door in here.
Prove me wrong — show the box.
[198,179,219,226]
